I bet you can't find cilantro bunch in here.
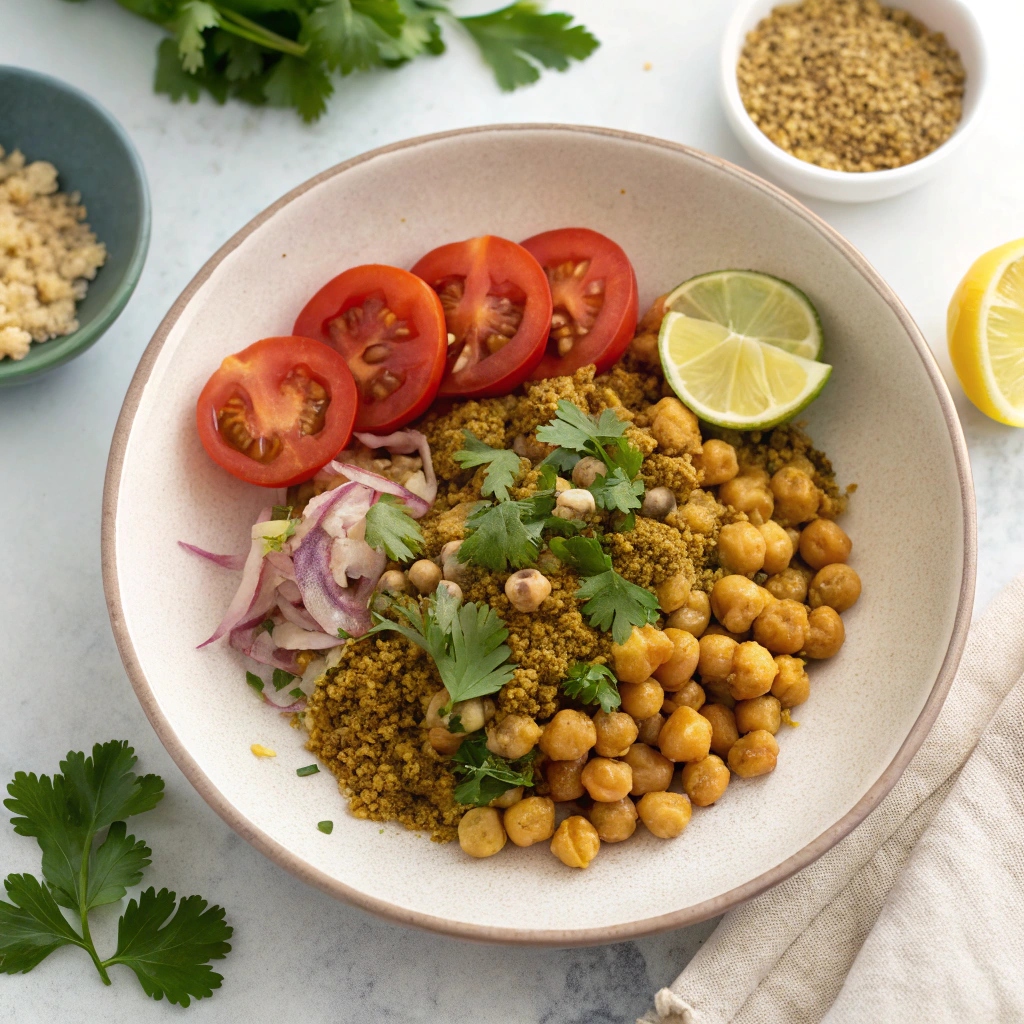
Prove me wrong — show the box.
[0,742,231,1006]
[64,0,599,122]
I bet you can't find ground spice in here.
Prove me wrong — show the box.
[737,0,965,172]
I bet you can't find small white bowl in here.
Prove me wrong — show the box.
[720,0,988,203]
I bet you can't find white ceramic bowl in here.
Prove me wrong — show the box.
[103,125,975,944]
[720,0,988,203]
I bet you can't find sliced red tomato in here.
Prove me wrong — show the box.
[520,227,639,379]
[411,235,553,398]
[196,336,358,488]
[293,264,448,433]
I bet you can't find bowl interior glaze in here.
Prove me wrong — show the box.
[104,126,974,944]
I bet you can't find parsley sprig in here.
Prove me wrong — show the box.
[549,535,660,644]
[68,0,598,122]
[562,662,621,713]
[452,430,523,502]
[451,734,535,806]
[370,584,515,713]
[364,493,424,562]
[457,494,556,571]
[0,742,231,1006]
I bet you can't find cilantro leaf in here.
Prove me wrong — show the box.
[562,662,620,713]
[536,399,628,453]
[589,465,645,515]
[86,823,151,910]
[574,571,660,645]
[458,499,548,571]
[379,0,445,63]
[451,734,535,806]
[245,670,265,694]
[306,0,403,74]
[174,0,220,73]
[107,888,232,1007]
[452,430,522,501]
[364,493,424,562]
[458,1,598,91]
[0,874,85,975]
[263,55,334,122]
[154,37,229,105]
[272,668,295,692]
[548,534,612,576]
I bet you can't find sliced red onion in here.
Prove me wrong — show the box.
[323,461,430,518]
[329,536,383,586]
[265,696,307,712]
[276,589,321,632]
[178,542,246,571]
[292,482,369,545]
[265,550,295,580]
[229,621,301,673]
[200,537,279,648]
[271,621,345,651]
[354,429,436,506]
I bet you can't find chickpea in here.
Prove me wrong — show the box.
[581,757,634,802]
[656,572,692,614]
[786,526,802,550]
[728,641,778,700]
[653,628,700,690]
[641,486,678,520]
[801,606,846,659]
[438,580,463,602]
[636,713,665,746]
[679,496,719,535]
[658,705,713,762]
[622,742,675,795]
[550,816,601,868]
[555,487,597,519]
[651,397,701,455]
[619,678,665,720]
[770,466,820,526]
[637,791,692,839]
[734,695,782,735]
[589,797,638,843]
[752,599,809,655]
[408,558,442,595]
[377,569,408,594]
[717,522,767,575]
[572,456,607,488]
[504,796,556,847]
[424,688,450,729]
[612,625,675,684]
[697,633,738,685]
[809,563,861,612]
[504,568,552,613]
[772,655,810,708]
[666,679,706,713]
[699,703,739,757]
[593,710,639,757]
[441,545,470,587]
[490,786,524,809]
[486,714,542,760]
[458,807,506,858]
[696,439,739,486]
[513,433,551,462]
[428,727,464,756]
[545,755,588,802]
[682,754,731,806]
[539,709,596,761]
[764,565,811,603]
[718,475,774,526]
[799,518,852,570]
[667,590,712,637]
[711,575,768,633]
[727,729,779,778]
[703,680,736,709]
[758,520,794,575]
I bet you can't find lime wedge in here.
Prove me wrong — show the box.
[665,270,823,360]
[658,311,832,430]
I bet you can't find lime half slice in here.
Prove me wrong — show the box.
[659,311,832,430]
[665,270,823,360]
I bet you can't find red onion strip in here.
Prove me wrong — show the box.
[178,542,246,571]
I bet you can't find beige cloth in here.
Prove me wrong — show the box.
[641,573,1024,1024]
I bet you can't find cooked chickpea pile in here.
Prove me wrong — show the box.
[412,425,860,867]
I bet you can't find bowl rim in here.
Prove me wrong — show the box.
[101,123,977,946]
[0,64,152,387]
[718,0,988,187]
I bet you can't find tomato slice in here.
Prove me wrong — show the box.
[520,227,639,379]
[292,264,448,433]
[411,235,553,398]
[196,336,358,488]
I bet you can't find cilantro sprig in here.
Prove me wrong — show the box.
[68,0,598,122]
[456,494,555,571]
[364,493,424,562]
[369,584,516,712]
[562,662,621,713]
[451,734,535,806]
[452,430,523,502]
[0,742,231,1006]
[549,535,660,644]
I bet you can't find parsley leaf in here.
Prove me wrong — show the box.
[457,1,598,91]
[457,496,553,571]
[536,399,629,452]
[263,54,335,122]
[174,0,220,72]
[451,430,523,501]
[370,585,515,710]
[589,465,645,515]
[245,670,265,694]
[306,0,403,74]
[272,668,295,692]
[85,822,151,910]
[363,493,424,562]
[451,734,535,806]
[562,662,620,713]
[548,534,612,576]
[0,873,86,975]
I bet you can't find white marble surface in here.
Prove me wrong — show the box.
[1,0,1022,1020]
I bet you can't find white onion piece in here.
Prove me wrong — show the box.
[271,621,344,651]
[178,542,246,571]
[292,482,370,545]
[276,590,320,632]
[329,536,382,587]
[354,429,437,506]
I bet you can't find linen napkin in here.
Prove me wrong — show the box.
[640,572,1024,1024]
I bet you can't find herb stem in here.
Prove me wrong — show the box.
[217,8,310,58]
[78,851,112,986]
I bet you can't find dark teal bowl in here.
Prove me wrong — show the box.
[0,66,150,386]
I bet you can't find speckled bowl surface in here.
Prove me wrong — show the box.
[103,125,975,945]
[0,66,150,386]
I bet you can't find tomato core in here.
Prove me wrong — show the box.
[546,259,607,359]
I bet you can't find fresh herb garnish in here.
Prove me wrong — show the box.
[451,734,535,806]
[317,820,334,834]
[260,619,275,635]
[0,742,231,1005]
[457,496,554,571]
[369,584,515,713]
[336,627,351,640]
[452,430,523,501]
[255,517,298,554]
[296,765,320,777]
[271,504,294,521]
[289,687,305,700]
[549,535,660,644]
[562,662,621,713]
[245,670,264,694]
[68,0,598,123]
[272,668,295,692]
[364,493,424,562]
